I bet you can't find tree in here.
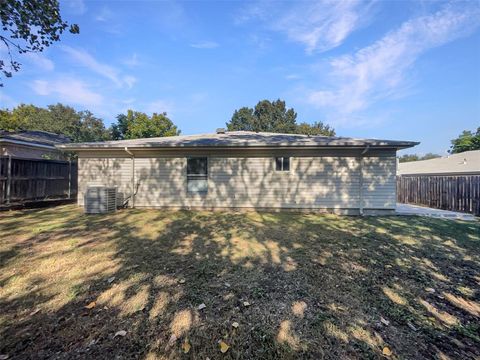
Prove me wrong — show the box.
[110,110,180,140]
[0,0,79,86]
[398,153,441,163]
[450,127,480,154]
[226,99,336,136]
[0,103,110,142]
[226,99,297,133]
[295,121,336,136]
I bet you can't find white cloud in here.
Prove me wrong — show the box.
[122,53,141,67]
[62,46,135,88]
[24,53,55,71]
[95,6,113,22]
[237,0,374,53]
[31,78,103,106]
[190,41,220,49]
[65,0,86,15]
[306,4,480,124]
[145,99,175,115]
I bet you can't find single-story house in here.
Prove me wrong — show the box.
[398,150,480,176]
[0,130,71,160]
[58,130,418,214]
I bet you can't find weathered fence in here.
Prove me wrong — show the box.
[397,175,480,216]
[0,156,77,205]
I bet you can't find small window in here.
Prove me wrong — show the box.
[275,157,290,171]
[187,157,208,193]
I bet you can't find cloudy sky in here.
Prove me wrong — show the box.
[1,0,479,154]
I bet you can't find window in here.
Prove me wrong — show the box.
[187,157,208,193]
[275,157,290,171]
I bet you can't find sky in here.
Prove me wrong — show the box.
[1,0,479,155]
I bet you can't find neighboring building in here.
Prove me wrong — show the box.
[58,130,418,214]
[398,150,480,176]
[0,130,71,160]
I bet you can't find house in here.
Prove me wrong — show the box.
[0,130,71,160]
[57,130,418,214]
[398,150,480,176]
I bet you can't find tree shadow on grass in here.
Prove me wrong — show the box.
[0,205,479,359]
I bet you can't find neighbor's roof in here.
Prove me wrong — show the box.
[398,150,480,176]
[57,131,418,151]
[0,130,71,149]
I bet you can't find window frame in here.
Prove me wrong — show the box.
[186,157,208,193]
[275,156,290,172]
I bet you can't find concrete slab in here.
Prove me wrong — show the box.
[396,203,477,221]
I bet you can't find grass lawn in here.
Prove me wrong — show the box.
[0,205,479,359]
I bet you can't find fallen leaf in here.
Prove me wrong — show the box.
[182,339,191,353]
[225,282,231,288]
[243,301,250,307]
[219,340,230,353]
[382,346,392,356]
[380,317,390,326]
[407,322,418,332]
[107,276,116,284]
[232,321,239,328]
[85,301,96,309]
[426,287,435,293]
[179,279,186,284]
[29,309,40,316]
[0,355,9,360]
[198,303,206,310]
[114,330,127,338]
[168,334,177,346]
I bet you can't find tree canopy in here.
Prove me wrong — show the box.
[226,99,335,136]
[0,0,79,86]
[450,127,480,154]
[398,153,441,163]
[110,110,180,140]
[0,104,110,142]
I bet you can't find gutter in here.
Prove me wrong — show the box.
[124,147,135,208]
[1,138,58,150]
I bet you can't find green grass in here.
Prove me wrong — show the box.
[0,205,479,359]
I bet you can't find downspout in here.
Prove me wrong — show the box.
[359,145,370,216]
[124,147,135,208]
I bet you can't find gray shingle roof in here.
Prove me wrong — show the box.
[57,131,418,150]
[398,150,480,175]
[0,130,71,147]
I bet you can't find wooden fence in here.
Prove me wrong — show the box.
[397,175,480,216]
[0,156,77,205]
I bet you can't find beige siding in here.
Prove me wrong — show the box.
[78,157,132,206]
[77,149,397,210]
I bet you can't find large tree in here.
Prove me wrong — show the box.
[0,0,79,86]
[227,99,297,133]
[0,103,109,142]
[110,110,180,140]
[450,127,480,154]
[226,99,335,136]
[295,121,336,137]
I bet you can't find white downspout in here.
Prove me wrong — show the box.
[359,145,370,216]
[124,147,135,208]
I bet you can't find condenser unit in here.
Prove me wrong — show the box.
[84,186,117,214]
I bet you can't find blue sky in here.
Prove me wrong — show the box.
[1,0,479,155]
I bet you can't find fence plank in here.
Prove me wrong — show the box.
[0,156,78,205]
[397,175,480,216]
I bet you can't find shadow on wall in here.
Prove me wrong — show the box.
[0,206,479,359]
[132,152,395,210]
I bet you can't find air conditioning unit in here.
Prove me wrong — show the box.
[84,186,117,214]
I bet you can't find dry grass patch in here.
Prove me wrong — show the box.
[0,205,479,359]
